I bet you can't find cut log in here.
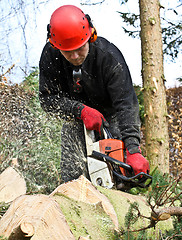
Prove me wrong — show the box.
[0,167,26,203]
[152,207,182,221]
[0,194,75,240]
[50,175,119,230]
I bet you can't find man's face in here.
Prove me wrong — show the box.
[60,42,89,66]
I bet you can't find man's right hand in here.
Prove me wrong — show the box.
[80,105,109,135]
[125,147,150,176]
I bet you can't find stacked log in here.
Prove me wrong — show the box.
[0,169,175,240]
[0,167,26,203]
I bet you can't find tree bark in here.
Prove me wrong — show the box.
[139,0,169,173]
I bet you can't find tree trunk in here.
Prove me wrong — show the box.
[139,0,169,173]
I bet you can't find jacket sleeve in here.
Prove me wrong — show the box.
[103,47,141,149]
[39,43,83,118]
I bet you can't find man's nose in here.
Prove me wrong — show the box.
[70,51,79,59]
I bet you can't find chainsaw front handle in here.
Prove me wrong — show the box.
[91,150,152,188]
[113,170,152,188]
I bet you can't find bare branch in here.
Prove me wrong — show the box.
[80,0,105,6]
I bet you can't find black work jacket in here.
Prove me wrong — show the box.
[39,37,141,148]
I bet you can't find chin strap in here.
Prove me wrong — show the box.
[73,68,82,93]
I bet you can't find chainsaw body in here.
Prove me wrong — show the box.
[84,126,152,190]
[84,127,113,188]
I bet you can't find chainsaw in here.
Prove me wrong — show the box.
[84,126,152,190]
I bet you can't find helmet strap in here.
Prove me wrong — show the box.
[85,14,93,28]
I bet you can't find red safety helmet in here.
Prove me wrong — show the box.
[48,5,97,51]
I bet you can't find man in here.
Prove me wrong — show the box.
[39,5,150,183]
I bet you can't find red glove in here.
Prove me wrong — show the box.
[125,147,150,176]
[80,105,108,135]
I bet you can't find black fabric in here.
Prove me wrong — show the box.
[39,36,141,148]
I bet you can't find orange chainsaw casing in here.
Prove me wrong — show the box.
[99,139,125,175]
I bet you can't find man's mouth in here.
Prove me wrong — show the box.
[71,58,84,66]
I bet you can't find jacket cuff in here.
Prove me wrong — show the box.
[72,102,85,119]
[124,137,140,151]
[127,146,141,154]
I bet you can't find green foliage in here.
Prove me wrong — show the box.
[117,12,140,38]
[124,202,139,228]
[162,18,182,60]
[147,170,182,206]
[118,12,140,28]
[16,114,63,194]
[134,230,148,240]
[22,67,39,93]
[124,170,182,239]
[173,215,182,239]
[0,236,7,240]
[20,70,63,193]
[164,215,182,240]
